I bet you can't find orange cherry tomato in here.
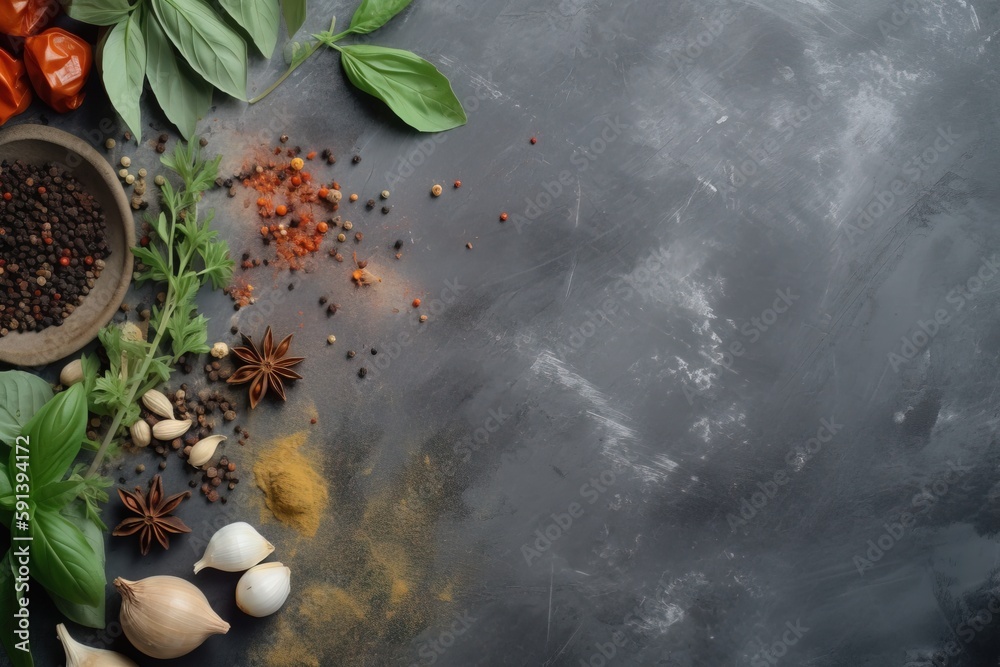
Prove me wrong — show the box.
[0,48,31,126]
[0,0,59,38]
[23,28,92,113]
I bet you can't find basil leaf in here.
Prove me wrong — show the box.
[348,0,411,35]
[0,372,52,447]
[33,480,86,510]
[0,550,33,666]
[219,0,280,58]
[30,508,105,607]
[48,503,105,628]
[152,0,248,100]
[144,11,214,138]
[101,12,146,143]
[338,45,466,132]
[11,385,87,489]
[0,463,12,509]
[281,0,306,36]
[62,0,135,25]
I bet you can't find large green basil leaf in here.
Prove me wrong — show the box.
[348,0,411,35]
[10,385,87,489]
[101,11,147,142]
[0,550,33,666]
[281,0,306,36]
[338,45,466,132]
[220,0,280,58]
[30,508,104,607]
[47,503,105,628]
[144,12,213,139]
[0,372,52,447]
[0,462,14,510]
[152,0,248,100]
[33,480,86,511]
[62,0,135,25]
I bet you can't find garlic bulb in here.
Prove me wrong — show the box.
[141,389,175,419]
[129,420,151,447]
[188,434,226,468]
[236,562,291,617]
[59,359,83,387]
[57,623,138,667]
[151,418,191,440]
[194,521,274,573]
[115,576,229,659]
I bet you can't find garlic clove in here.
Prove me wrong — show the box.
[194,521,274,574]
[188,435,226,469]
[236,562,291,617]
[57,622,139,667]
[141,389,175,419]
[59,359,83,387]
[115,576,229,659]
[129,420,151,448]
[151,418,191,441]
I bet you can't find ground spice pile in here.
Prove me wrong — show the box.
[0,159,109,335]
[238,150,338,270]
[254,430,329,536]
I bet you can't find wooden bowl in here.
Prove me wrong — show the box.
[0,124,134,366]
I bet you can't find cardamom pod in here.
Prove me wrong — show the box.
[142,389,175,420]
[152,419,192,441]
[130,420,151,448]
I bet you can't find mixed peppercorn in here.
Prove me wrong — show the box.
[0,159,108,335]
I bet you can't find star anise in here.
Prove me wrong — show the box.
[112,475,191,556]
[227,326,304,409]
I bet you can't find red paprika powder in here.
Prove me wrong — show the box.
[0,49,31,125]
[23,28,91,113]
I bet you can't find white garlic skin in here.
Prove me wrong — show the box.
[188,434,226,468]
[129,420,151,447]
[151,418,191,440]
[115,576,229,659]
[141,389,175,419]
[236,562,291,617]
[194,521,274,574]
[57,623,139,667]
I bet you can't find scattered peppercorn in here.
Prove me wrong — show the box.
[530,136,537,144]
[337,233,346,243]
[327,335,336,344]
[358,367,368,378]
[366,199,376,210]
[352,155,361,163]
[454,180,462,188]
[355,232,364,242]
[394,239,404,250]
[500,212,508,221]
[382,206,391,214]
[412,298,421,308]
[349,193,358,202]
[419,315,428,322]
[290,157,304,171]
[466,242,473,249]
[380,190,390,199]
[327,303,338,316]
[347,350,356,359]
[431,184,443,197]
[280,134,289,143]
[199,137,209,147]
[120,156,131,168]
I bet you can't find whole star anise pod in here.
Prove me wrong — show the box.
[112,475,191,556]
[227,326,304,409]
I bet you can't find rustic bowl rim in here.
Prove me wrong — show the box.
[0,124,135,366]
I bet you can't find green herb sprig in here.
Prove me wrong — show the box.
[65,0,465,137]
[85,141,235,478]
[251,0,467,132]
